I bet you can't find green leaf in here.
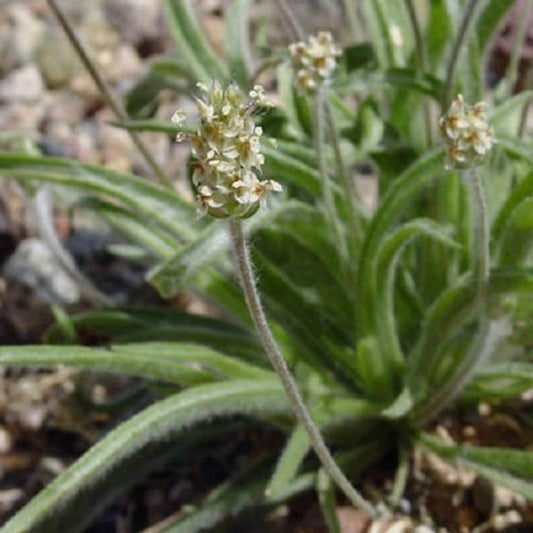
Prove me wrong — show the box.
[148,201,297,298]
[346,95,384,153]
[464,361,533,400]
[426,0,452,69]
[342,43,376,72]
[490,90,533,131]
[164,463,314,532]
[317,469,342,533]
[356,148,446,339]
[374,218,460,376]
[45,307,263,363]
[360,0,397,66]
[263,144,344,206]
[0,343,271,385]
[263,143,322,196]
[266,424,310,499]
[477,1,515,57]
[2,380,289,533]
[498,136,533,165]
[381,386,413,419]
[226,0,253,88]
[277,62,307,138]
[164,0,227,82]
[384,68,444,100]
[149,221,230,297]
[24,422,255,533]
[418,432,533,500]
[407,268,533,387]
[255,223,353,334]
[77,197,178,260]
[0,153,196,241]
[125,55,195,117]
[492,171,533,245]
[117,342,271,380]
[354,336,389,400]
[499,197,533,266]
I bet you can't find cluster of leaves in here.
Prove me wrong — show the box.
[1,1,533,531]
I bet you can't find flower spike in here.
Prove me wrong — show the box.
[172,82,282,219]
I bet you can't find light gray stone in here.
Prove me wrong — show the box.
[3,238,81,305]
[0,64,45,103]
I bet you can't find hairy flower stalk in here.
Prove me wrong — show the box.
[289,33,352,263]
[229,222,377,516]
[173,81,376,516]
[417,95,495,424]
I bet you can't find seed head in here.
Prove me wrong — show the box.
[439,95,495,169]
[288,31,341,93]
[172,81,282,219]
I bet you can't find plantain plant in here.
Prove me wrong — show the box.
[1,0,533,531]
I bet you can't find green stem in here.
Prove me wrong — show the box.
[229,220,377,517]
[313,90,348,263]
[442,0,481,108]
[46,0,173,189]
[324,98,363,246]
[415,168,490,424]
[274,0,305,41]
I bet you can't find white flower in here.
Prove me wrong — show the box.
[171,81,282,218]
[289,31,341,93]
[439,94,495,169]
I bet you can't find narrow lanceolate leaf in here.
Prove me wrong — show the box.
[226,0,253,88]
[44,307,263,363]
[407,268,533,384]
[149,221,230,297]
[356,148,445,340]
[383,68,444,100]
[426,0,452,69]
[77,197,178,260]
[0,153,196,241]
[464,362,533,401]
[115,342,272,380]
[148,201,297,298]
[164,0,227,82]
[263,143,343,205]
[498,136,533,165]
[499,197,533,266]
[2,380,289,533]
[164,460,275,533]
[0,343,271,385]
[164,466,315,533]
[263,143,322,196]
[373,218,460,382]
[317,469,342,533]
[266,425,310,499]
[418,433,533,500]
[492,171,533,245]
[490,90,533,128]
